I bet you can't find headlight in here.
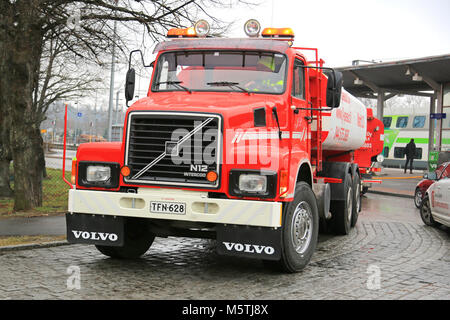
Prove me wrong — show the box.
[239,174,267,192]
[377,154,385,162]
[86,166,111,182]
[78,161,120,188]
[229,170,277,198]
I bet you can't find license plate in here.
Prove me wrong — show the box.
[150,201,186,215]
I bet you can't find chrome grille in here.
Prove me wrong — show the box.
[125,112,221,187]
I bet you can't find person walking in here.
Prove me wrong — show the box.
[404,138,416,174]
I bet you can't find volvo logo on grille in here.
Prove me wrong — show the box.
[165,141,179,156]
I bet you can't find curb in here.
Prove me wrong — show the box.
[367,190,414,199]
[0,240,72,252]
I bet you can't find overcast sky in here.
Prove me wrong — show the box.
[88,0,450,111]
[218,0,450,67]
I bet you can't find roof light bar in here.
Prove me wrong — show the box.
[261,27,295,38]
[167,27,197,38]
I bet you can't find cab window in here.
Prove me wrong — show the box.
[292,59,304,99]
[396,116,408,128]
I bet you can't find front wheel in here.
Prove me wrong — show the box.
[267,182,319,273]
[96,218,155,259]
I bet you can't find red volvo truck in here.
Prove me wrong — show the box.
[65,20,384,272]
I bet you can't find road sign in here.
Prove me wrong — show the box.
[430,113,446,120]
[77,112,83,118]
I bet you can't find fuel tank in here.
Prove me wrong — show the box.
[319,89,368,151]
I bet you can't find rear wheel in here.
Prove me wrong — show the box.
[96,218,155,259]
[265,182,319,273]
[414,188,423,208]
[351,173,361,227]
[330,173,353,235]
[420,196,441,227]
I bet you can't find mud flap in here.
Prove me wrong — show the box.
[216,225,282,261]
[66,213,124,247]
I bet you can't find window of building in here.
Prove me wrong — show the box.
[396,116,408,128]
[413,116,426,128]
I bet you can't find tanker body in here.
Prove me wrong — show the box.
[65,20,385,273]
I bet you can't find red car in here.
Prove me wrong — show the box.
[414,161,450,208]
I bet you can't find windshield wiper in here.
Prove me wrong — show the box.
[155,81,192,93]
[206,81,250,95]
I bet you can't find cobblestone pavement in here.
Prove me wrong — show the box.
[0,194,449,300]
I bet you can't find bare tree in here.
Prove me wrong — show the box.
[0,0,248,210]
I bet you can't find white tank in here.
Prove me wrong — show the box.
[319,88,367,151]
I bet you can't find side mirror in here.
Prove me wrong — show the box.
[125,68,136,105]
[324,70,343,108]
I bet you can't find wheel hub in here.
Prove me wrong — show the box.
[291,201,313,255]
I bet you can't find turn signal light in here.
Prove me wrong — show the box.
[121,166,131,177]
[71,157,77,185]
[279,170,289,197]
[261,27,295,38]
[206,171,218,182]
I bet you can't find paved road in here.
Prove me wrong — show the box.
[0,215,65,236]
[45,150,76,172]
[0,193,448,300]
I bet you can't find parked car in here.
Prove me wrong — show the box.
[420,177,450,227]
[414,161,450,208]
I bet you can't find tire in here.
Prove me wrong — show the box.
[351,173,361,228]
[266,182,319,273]
[420,195,441,227]
[414,188,423,208]
[95,218,155,259]
[330,173,353,235]
[361,186,369,195]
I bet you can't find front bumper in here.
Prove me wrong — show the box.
[68,188,282,228]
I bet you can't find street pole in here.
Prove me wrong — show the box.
[107,19,117,142]
[74,101,79,145]
[94,89,98,137]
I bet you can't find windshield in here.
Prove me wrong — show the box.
[152,50,287,94]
